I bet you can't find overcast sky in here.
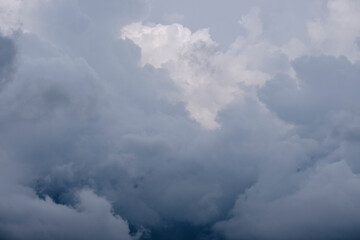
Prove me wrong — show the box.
[1,0,360,239]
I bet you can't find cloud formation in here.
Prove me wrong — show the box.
[0,0,360,239]
[121,22,268,129]
[216,55,360,239]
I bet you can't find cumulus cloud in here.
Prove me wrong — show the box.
[1,0,360,240]
[215,160,360,240]
[215,54,360,239]
[0,186,134,240]
[121,22,270,129]
[307,0,360,62]
[0,0,22,35]
[238,7,263,41]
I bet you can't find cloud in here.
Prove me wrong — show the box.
[0,0,22,35]
[0,34,15,87]
[215,54,360,239]
[238,7,263,41]
[121,22,270,129]
[307,0,360,62]
[215,160,360,240]
[0,32,137,239]
[1,0,360,239]
[0,183,134,240]
[259,55,360,135]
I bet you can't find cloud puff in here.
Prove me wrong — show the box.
[0,183,134,240]
[307,0,360,62]
[121,22,270,129]
[0,0,22,35]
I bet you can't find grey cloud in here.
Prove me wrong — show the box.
[214,55,360,239]
[145,0,320,47]
[0,184,133,240]
[1,1,360,240]
[0,35,16,87]
[1,2,248,235]
[215,161,360,240]
[259,55,360,138]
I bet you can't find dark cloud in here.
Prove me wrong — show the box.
[1,1,360,240]
[0,35,16,87]
[0,185,133,240]
[260,56,360,127]
[215,55,360,240]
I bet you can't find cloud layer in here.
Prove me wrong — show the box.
[0,0,360,239]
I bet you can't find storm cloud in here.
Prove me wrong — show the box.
[0,0,360,239]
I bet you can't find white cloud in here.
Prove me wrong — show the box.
[121,22,269,129]
[121,22,216,69]
[0,0,22,35]
[238,7,263,41]
[307,0,360,62]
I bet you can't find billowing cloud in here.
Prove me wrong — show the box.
[0,186,134,240]
[215,160,360,240]
[121,21,270,129]
[0,0,22,35]
[215,55,360,239]
[1,0,360,240]
[307,0,360,62]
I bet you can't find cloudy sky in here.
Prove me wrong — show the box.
[0,0,360,239]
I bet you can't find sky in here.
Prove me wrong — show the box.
[0,0,360,239]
